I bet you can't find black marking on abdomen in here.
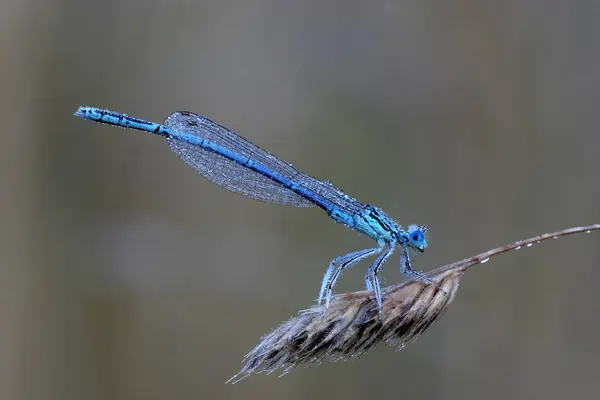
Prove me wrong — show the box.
[197,144,333,212]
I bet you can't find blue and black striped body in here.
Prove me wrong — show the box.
[76,107,404,244]
[75,106,433,315]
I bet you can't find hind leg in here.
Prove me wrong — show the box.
[318,247,383,307]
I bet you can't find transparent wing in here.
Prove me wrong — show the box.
[164,111,365,213]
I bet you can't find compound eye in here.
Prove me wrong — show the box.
[411,231,424,243]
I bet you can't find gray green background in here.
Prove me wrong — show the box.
[2,1,599,399]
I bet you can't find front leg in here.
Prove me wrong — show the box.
[400,245,443,289]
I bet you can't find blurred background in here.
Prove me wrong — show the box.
[2,1,599,399]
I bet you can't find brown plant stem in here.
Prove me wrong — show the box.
[228,224,600,383]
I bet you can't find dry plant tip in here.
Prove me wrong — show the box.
[228,224,599,383]
[228,268,461,383]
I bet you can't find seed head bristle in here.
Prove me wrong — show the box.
[228,224,599,383]
[228,268,462,383]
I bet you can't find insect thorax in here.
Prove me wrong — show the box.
[352,205,399,243]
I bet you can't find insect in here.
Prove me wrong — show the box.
[75,106,437,315]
